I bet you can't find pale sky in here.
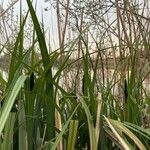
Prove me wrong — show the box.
[0,0,58,49]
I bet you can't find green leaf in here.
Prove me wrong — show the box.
[67,120,79,150]
[2,113,16,150]
[104,116,146,150]
[0,75,27,134]
[51,105,79,150]
[80,98,97,150]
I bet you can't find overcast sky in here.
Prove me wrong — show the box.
[0,0,58,49]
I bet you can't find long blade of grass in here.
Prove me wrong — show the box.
[40,105,79,150]
[51,105,79,150]
[26,0,50,68]
[80,98,97,150]
[67,120,79,150]
[124,122,150,140]
[2,113,16,150]
[7,10,29,84]
[104,116,146,150]
[26,0,55,140]
[103,116,130,150]
[0,75,27,134]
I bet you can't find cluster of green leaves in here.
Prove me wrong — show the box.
[0,0,150,150]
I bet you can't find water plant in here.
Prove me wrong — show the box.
[0,0,150,149]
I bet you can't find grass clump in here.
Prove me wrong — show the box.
[0,0,150,149]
